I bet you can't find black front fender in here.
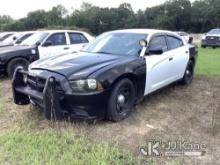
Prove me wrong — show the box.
[89,57,146,101]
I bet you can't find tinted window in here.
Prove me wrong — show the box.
[69,33,88,44]
[167,36,183,49]
[149,36,168,51]
[46,33,66,46]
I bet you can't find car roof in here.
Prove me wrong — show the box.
[37,29,89,34]
[108,29,174,35]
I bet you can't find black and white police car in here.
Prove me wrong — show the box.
[0,30,94,77]
[12,29,198,122]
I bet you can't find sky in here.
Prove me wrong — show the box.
[0,0,195,19]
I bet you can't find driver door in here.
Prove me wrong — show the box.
[144,35,176,95]
[38,32,68,59]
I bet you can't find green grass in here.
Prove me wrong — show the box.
[195,46,220,75]
[0,129,139,165]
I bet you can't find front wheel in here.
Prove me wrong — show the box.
[107,78,135,122]
[181,60,194,85]
[7,58,29,78]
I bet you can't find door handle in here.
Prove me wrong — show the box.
[64,47,69,50]
[169,57,173,61]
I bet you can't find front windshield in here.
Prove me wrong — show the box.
[82,32,147,56]
[21,32,49,46]
[208,29,220,34]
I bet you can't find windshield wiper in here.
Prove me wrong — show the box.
[95,51,114,55]
[20,44,29,46]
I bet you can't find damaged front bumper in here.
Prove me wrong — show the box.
[12,68,110,120]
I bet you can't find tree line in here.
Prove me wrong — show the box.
[0,0,219,35]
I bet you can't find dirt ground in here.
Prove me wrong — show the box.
[0,75,219,165]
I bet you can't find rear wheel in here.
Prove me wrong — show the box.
[7,58,29,78]
[181,60,194,85]
[107,78,135,122]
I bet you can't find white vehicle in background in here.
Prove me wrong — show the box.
[22,30,94,59]
[0,31,34,48]
[0,32,15,42]
[201,28,220,48]
[175,31,193,43]
[0,30,94,77]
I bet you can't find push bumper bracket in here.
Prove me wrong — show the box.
[12,68,64,118]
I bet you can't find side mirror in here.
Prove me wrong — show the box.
[36,41,41,46]
[13,36,17,40]
[147,48,163,55]
[43,41,52,47]
[139,39,147,47]
[188,37,193,44]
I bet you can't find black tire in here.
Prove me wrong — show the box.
[7,58,29,78]
[43,79,63,120]
[181,60,194,85]
[201,45,206,48]
[107,78,135,122]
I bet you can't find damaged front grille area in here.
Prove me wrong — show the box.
[26,75,63,93]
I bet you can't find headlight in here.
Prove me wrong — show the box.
[31,49,37,54]
[202,35,206,40]
[69,79,103,93]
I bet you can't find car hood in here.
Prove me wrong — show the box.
[30,52,125,79]
[0,45,33,57]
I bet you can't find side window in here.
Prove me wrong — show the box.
[149,36,168,52]
[45,33,66,46]
[68,33,88,44]
[167,36,183,50]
